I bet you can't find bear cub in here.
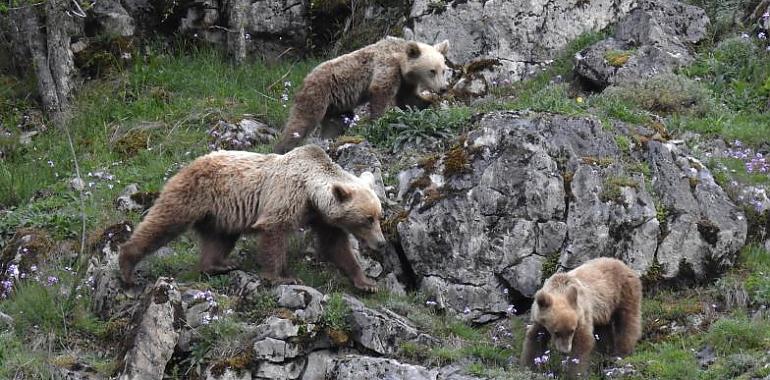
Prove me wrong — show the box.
[273,36,451,154]
[521,257,642,378]
[118,145,387,292]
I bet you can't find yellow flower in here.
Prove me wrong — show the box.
[576,96,584,103]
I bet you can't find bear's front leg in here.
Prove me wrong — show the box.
[368,68,400,119]
[313,222,377,292]
[566,324,595,379]
[521,323,550,370]
[258,226,302,285]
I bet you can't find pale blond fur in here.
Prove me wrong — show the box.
[118,145,386,291]
[522,257,642,379]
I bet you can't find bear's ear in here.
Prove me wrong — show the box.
[536,292,551,309]
[434,40,450,55]
[566,286,578,308]
[359,171,376,189]
[406,42,421,59]
[332,183,352,202]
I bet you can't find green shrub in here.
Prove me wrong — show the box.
[321,292,351,331]
[705,314,770,355]
[351,107,472,150]
[602,74,721,117]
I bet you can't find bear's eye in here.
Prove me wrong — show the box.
[430,69,437,76]
[367,216,376,224]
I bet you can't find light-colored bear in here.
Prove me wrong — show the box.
[521,257,642,378]
[118,145,387,292]
[273,36,450,154]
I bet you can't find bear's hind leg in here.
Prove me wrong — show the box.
[611,306,642,356]
[119,219,189,285]
[314,222,376,292]
[257,227,301,285]
[613,276,643,356]
[520,323,550,370]
[197,231,240,275]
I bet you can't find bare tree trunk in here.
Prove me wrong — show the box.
[10,0,76,128]
[224,0,249,64]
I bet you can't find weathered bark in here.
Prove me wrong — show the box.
[224,0,249,64]
[9,0,76,127]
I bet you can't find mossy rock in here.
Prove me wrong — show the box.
[604,50,634,67]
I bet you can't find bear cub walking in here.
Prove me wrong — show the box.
[521,257,642,378]
[273,36,450,154]
[118,145,387,292]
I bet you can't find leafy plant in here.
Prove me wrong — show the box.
[352,107,471,150]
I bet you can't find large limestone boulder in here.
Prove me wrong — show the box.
[574,0,710,89]
[406,0,636,81]
[397,112,746,321]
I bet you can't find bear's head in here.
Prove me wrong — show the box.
[533,285,581,354]
[325,171,387,250]
[402,40,451,95]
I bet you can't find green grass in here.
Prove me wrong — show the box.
[321,292,351,331]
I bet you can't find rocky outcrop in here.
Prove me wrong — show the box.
[396,112,746,321]
[406,0,636,81]
[119,277,182,380]
[574,0,710,89]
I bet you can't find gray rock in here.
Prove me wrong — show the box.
[209,119,278,150]
[0,311,13,327]
[407,0,636,81]
[328,355,438,379]
[255,316,300,340]
[452,74,488,100]
[204,368,252,380]
[332,141,386,200]
[380,272,407,296]
[255,359,306,380]
[275,285,324,323]
[301,350,336,380]
[119,278,182,380]
[88,221,135,319]
[115,184,143,212]
[397,112,745,318]
[648,141,746,279]
[70,177,86,191]
[253,337,301,362]
[90,0,135,37]
[344,295,437,355]
[244,0,309,57]
[574,0,710,89]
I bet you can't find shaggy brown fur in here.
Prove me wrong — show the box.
[118,145,386,292]
[521,257,642,379]
[273,36,450,154]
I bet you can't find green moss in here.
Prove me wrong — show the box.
[382,210,408,240]
[540,251,561,283]
[600,176,639,203]
[114,128,152,157]
[580,156,614,168]
[615,135,632,154]
[604,50,634,67]
[641,259,664,287]
[443,145,470,177]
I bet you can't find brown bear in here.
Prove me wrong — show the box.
[521,257,642,378]
[273,36,451,154]
[118,145,387,292]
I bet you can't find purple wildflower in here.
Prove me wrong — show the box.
[46,276,59,286]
